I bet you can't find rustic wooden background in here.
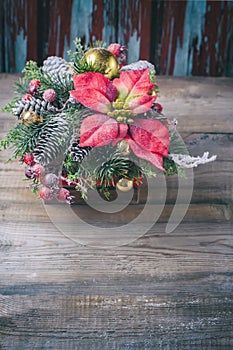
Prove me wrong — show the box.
[0,73,233,349]
[1,0,233,76]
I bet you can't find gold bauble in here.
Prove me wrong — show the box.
[116,178,133,192]
[82,48,119,79]
[21,111,41,126]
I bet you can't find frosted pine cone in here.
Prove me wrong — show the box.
[42,56,73,79]
[13,97,49,119]
[69,139,92,163]
[33,117,70,166]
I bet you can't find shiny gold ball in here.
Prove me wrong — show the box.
[21,111,41,126]
[116,178,133,192]
[82,48,119,79]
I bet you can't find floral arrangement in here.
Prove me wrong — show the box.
[1,38,216,203]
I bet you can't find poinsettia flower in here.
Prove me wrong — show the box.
[80,115,169,171]
[112,69,155,102]
[71,72,118,113]
[70,69,170,171]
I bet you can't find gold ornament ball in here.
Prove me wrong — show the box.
[82,48,119,79]
[21,111,41,126]
[116,178,133,192]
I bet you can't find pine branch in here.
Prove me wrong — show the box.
[22,60,42,81]
[0,122,45,157]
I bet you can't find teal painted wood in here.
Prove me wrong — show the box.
[1,0,232,76]
[159,0,233,76]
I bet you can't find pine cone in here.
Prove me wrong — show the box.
[33,117,70,166]
[69,139,91,163]
[13,97,49,119]
[42,56,73,79]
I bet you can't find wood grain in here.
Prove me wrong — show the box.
[0,75,232,349]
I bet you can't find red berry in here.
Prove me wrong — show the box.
[25,167,34,179]
[23,153,35,166]
[108,43,121,57]
[154,103,163,114]
[133,173,143,187]
[56,188,70,203]
[31,164,45,178]
[43,89,56,102]
[108,43,127,67]
[39,186,53,200]
[22,94,32,101]
[29,79,41,87]
[28,85,39,96]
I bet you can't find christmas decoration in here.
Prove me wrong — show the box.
[33,117,70,166]
[116,178,133,192]
[21,111,41,126]
[23,153,35,165]
[0,38,216,204]
[81,48,119,79]
[13,97,49,119]
[43,89,56,102]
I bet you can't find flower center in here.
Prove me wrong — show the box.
[107,98,136,123]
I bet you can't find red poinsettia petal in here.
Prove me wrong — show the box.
[70,89,111,113]
[113,69,154,101]
[129,118,169,156]
[126,137,165,172]
[128,95,156,114]
[79,114,119,147]
[112,123,128,146]
[70,72,118,113]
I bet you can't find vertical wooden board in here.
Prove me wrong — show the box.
[46,0,73,58]
[90,0,104,42]
[193,0,233,76]
[225,1,233,76]
[159,0,233,76]
[149,0,165,73]
[2,0,37,72]
[138,0,152,60]
[68,0,94,56]
[117,0,152,63]
[160,0,187,75]
[25,0,38,62]
[0,0,4,72]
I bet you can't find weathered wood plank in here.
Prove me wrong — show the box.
[0,187,231,224]
[0,293,233,350]
[0,220,233,347]
[0,74,233,349]
[0,220,232,285]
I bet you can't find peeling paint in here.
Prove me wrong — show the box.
[1,0,232,76]
[70,0,93,48]
[15,28,27,72]
[102,0,116,44]
[127,30,140,63]
[173,0,206,76]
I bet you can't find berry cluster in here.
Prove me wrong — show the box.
[23,153,72,203]
[21,79,56,104]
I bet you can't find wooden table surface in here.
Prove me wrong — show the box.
[0,74,233,349]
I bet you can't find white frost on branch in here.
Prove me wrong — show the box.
[121,60,155,72]
[170,152,217,168]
